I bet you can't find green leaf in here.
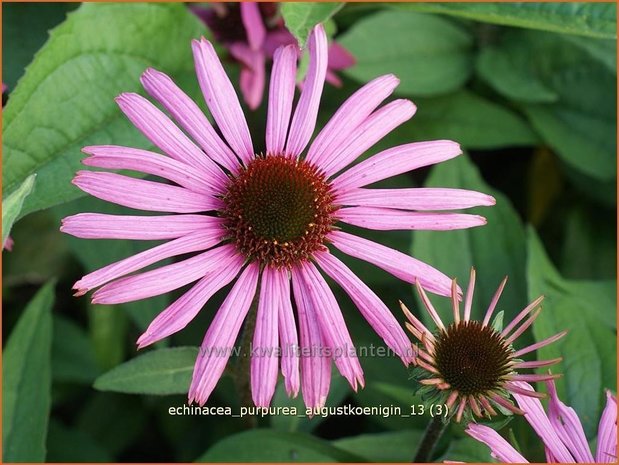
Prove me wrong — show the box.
[339,10,473,96]
[440,436,497,462]
[333,430,424,462]
[411,154,528,327]
[196,430,365,462]
[390,2,617,39]
[94,347,199,395]
[2,3,206,218]
[527,228,617,437]
[46,420,112,462]
[477,30,616,180]
[410,90,538,149]
[2,173,35,246]
[3,281,55,462]
[52,314,101,384]
[88,304,129,371]
[281,2,344,46]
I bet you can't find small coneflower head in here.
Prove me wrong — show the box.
[401,268,567,423]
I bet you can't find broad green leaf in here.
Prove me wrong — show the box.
[2,3,206,218]
[527,228,616,437]
[94,347,199,395]
[2,173,35,246]
[411,155,528,327]
[3,281,55,462]
[339,10,473,96]
[88,304,129,371]
[52,314,101,383]
[281,2,344,46]
[2,3,76,90]
[477,30,616,180]
[196,430,365,462]
[563,35,617,73]
[390,2,617,39]
[333,430,424,462]
[410,90,538,149]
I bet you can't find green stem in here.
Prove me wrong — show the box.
[413,415,449,463]
[233,295,258,428]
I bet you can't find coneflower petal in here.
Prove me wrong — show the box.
[266,45,297,155]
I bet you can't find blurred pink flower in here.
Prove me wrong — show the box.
[191,2,355,109]
[62,25,494,408]
[466,380,617,463]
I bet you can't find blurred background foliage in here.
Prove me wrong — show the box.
[2,2,616,462]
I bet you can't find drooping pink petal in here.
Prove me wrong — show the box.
[327,42,355,70]
[251,267,280,407]
[115,93,227,188]
[465,424,529,463]
[596,390,618,463]
[263,28,297,57]
[285,24,328,157]
[332,140,462,192]
[275,269,299,397]
[74,229,225,296]
[291,269,331,410]
[82,145,216,194]
[140,68,240,172]
[329,230,453,297]
[189,263,260,405]
[92,244,237,304]
[293,262,364,391]
[192,38,254,163]
[266,45,298,155]
[228,42,266,111]
[337,207,487,231]
[336,187,496,211]
[306,74,399,167]
[325,69,343,87]
[137,254,244,348]
[546,379,595,463]
[72,171,221,213]
[320,99,417,177]
[511,381,575,463]
[60,213,219,240]
[314,251,413,364]
[240,2,266,51]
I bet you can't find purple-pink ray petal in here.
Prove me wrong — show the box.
[137,254,244,348]
[251,267,280,407]
[285,24,328,156]
[74,229,224,296]
[192,38,254,163]
[72,171,221,213]
[228,43,266,111]
[415,280,447,332]
[60,213,220,240]
[314,251,413,365]
[511,381,575,462]
[292,269,331,410]
[482,276,508,327]
[329,230,453,297]
[512,331,567,358]
[466,424,529,463]
[240,2,266,51]
[266,45,298,155]
[332,140,462,192]
[337,207,487,231]
[307,74,399,167]
[321,99,416,177]
[140,68,240,172]
[546,379,595,463]
[293,262,364,391]
[463,268,476,322]
[501,295,544,338]
[115,92,227,188]
[596,390,618,463]
[336,187,496,211]
[82,145,216,195]
[275,269,300,397]
[92,244,237,304]
[189,263,260,405]
[327,42,356,70]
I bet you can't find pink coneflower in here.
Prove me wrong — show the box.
[61,25,494,408]
[467,380,617,463]
[191,2,355,109]
[401,268,567,423]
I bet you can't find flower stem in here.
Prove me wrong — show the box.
[413,415,449,462]
[233,295,258,428]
